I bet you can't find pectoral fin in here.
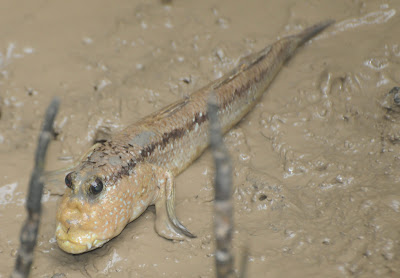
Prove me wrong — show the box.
[153,168,196,240]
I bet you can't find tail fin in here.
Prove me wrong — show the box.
[295,19,335,45]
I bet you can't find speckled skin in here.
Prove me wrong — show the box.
[56,21,333,254]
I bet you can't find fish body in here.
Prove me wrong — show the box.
[56,21,333,254]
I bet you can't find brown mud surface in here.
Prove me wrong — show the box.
[1,0,400,277]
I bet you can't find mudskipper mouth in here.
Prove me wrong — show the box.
[55,222,108,254]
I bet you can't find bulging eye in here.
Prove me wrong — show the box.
[89,177,103,195]
[65,172,74,189]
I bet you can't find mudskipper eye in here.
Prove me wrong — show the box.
[65,172,74,189]
[89,177,103,195]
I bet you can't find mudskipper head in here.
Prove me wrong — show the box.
[55,166,132,254]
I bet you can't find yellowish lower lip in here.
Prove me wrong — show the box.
[56,223,108,254]
[57,238,91,254]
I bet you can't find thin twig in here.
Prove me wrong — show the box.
[208,92,235,278]
[11,97,60,278]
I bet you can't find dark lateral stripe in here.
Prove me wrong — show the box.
[142,111,208,158]
[110,71,265,180]
[110,45,279,181]
[109,111,208,180]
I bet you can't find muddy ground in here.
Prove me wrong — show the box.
[1,0,400,277]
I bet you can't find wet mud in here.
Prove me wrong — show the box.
[1,0,399,277]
